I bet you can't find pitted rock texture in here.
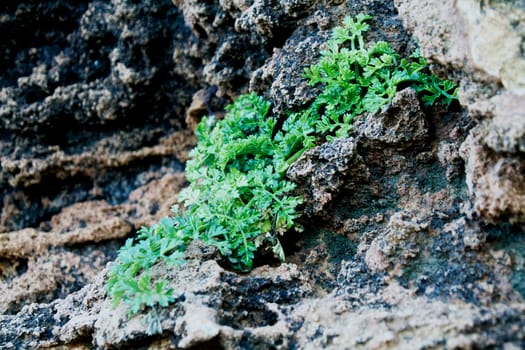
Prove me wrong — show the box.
[1,0,525,349]
[0,0,198,230]
[394,0,525,93]
[287,137,369,217]
[0,172,187,314]
[461,127,525,224]
[394,0,525,224]
[1,245,525,349]
[0,0,412,317]
[354,88,428,148]
[0,0,202,314]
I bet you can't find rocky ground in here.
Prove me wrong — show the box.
[0,0,524,349]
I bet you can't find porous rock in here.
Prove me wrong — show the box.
[394,0,525,94]
[0,0,199,314]
[394,0,525,224]
[461,127,525,224]
[1,0,525,349]
[354,88,428,148]
[2,253,525,349]
[287,137,369,217]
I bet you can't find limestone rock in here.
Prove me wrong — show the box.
[1,0,525,349]
[287,138,369,217]
[461,127,525,224]
[394,0,525,223]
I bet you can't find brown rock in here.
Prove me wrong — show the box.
[461,127,525,224]
[395,0,525,224]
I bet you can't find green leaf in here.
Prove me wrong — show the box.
[106,14,459,316]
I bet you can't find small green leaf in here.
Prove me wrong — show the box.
[106,15,458,317]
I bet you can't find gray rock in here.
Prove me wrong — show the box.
[1,0,525,349]
[287,137,369,217]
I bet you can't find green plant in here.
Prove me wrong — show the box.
[106,217,185,315]
[106,14,458,315]
[106,93,306,314]
[303,13,457,140]
[174,93,303,271]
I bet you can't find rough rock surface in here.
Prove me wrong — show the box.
[394,0,525,224]
[287,137,369,217]
[1,0,525,349]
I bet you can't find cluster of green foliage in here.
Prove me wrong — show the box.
[105,218,183,314]
[303,13,457,140]
[106,14,457,315]
[174,93,304,271]
[107,93,306,313]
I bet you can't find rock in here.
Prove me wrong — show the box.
[1,253,525,349]
[1,0,525,348]
[1,245,313,349]
[394,0,525,94]
[0,217,131,259]
[461,127,525,224]
[0,131,194,189]
[293,293,525,349]
[250,30,327,115]
[469,92,525,154]
[0,0,203,308]
[455,0,525,94]
[354,88,428,148]
[0,171,187,314]
[364,211,428,273]
[0,0,199,238]
[394,0,525,224]
[287,138,369,217]
[286,88,433,220]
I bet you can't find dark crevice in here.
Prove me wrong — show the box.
[186,337,225,350]
[0,1,90,80]
[1,155,184,231]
